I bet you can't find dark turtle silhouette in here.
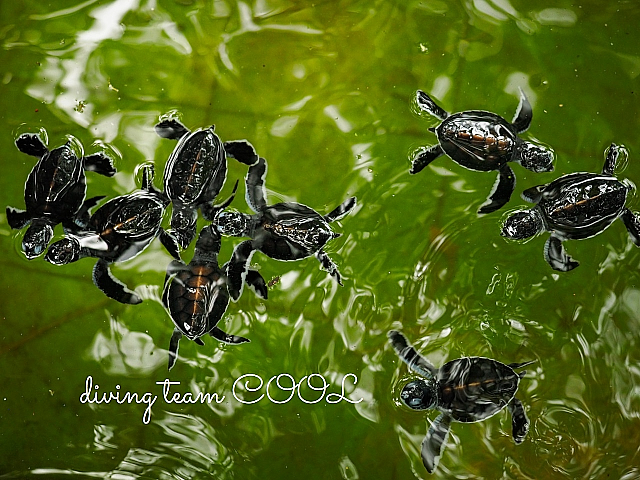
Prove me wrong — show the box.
[388,330,533,473]
[155,118,259,248]
[45,165,180,304]
[6,132,116,259]
[501,143,640,271]
[162,225,267,370]
[411,89,554,214]
[213,157,356,300]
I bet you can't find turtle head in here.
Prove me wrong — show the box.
[501,209,543,240]
[45,237,81,265]
[22,222,54,259]
[170,208,198,249]
[214,210,250,237]
[518,142,554,173]
[400,379,437,411]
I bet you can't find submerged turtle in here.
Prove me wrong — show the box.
[214,157,356,301]
[388,330,533,473]
[163,225,267,370]
[6,132,116,258]
[411,89,554,214]
[501,143,640,271]
[45,165,180,304]
[155,118,259,248]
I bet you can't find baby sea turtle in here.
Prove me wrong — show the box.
[411,89,554,214]
[501,143,640,271]
[6,132,116,259]
[45,165,180,305]
[163,225,264,370]
[155,118,259,248]
[388,330,533,473]
[214,157,356,301]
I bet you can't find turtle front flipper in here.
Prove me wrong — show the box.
[245,269,268,299]
[521,184,547,204]
[316,250,343,285]
[410,144,444,174]
[226,240,256,301]
[224,140,259,166]
[415,90,448,121]
[508,397,529,444]
[159,230,181,260]
[324,196,357,223]
[544,234,579,272]
[15,133,48,157]
[477,163,516,215]
[6,207,31,229]
[82,152,117,177]
[602,143,622,175]
[93,259,142,304]
[155,119,191,140]
[168,328,182,370]
[210,326,250,344]
[245,157,268,213]
[422,413,452,473]
[621,209,640,246]
[387,330,438,379]
[511,88,533,133]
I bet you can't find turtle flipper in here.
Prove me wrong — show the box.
[521,184,547,204]
[210,326,250,344]
[6,207,31,229]
[410,144,444,174]
[387,330,438,379]
[508,397,529,444]
[602,143,621,175]
[508,360,537,370]
[224,140,259,166]
[194,337,205,346]
[201,180,239,221]
[621,209,640,246]
[93,259,142,304]
[15,133,48,158]
[325,196,357,223]
[155,119,190,140]
[168,328,182,370]
[415,91,448,121]
[65,195,105,232]
[226,240,256,301]
[159,230,181,260]
[478,163,515,215]
[82,152,117,177]
[245,269,268,300]
[422,413,452,473]
[544,234,579,272]
[316,250,343,285]
[245,157,268,213]
[162,260,185,308]
[511,87,533,133]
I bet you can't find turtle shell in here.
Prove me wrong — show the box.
[87,190,167,263]
[538,173,629,240]
[435,111,518,172]
[163,127,227,207]
[436,357,520,423]
[25,144,86,221]
[255,202,336,260]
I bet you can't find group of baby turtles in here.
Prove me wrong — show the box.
[6,118,356,370]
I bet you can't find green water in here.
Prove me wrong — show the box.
[1,0,640,478]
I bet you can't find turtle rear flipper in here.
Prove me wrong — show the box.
[544,234,579,272]
[415,91,448,121]
[422,413,452,473]
[508,397,529,444]
[201,180,239,221]
[621,209,640,246]
[159,229,181,260]
[324,196,356,223]
[93,259,142,304]
[65,195,105,232]
[511,88,533,133]
[387,330,438,379]
[477,163,515,215]
[168,328,182,370]
[226,240,256,301]
[410,144,444,174]
[15,133,48,158]
[245,269,268,299]
[521,184,547,204]
[6,206,31,229]
[245,157,268,213]
[602,143,622,176]
[155,119,191,140]
[83,152,117,177]
[210,326,250,344]
[224,140,259,166]
[316,250,342,286]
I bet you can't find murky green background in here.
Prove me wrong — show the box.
[1,0,640,478]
